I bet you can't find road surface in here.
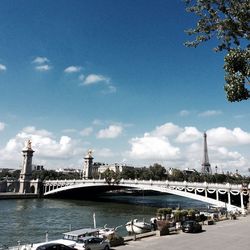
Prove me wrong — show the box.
[115,215,250,250]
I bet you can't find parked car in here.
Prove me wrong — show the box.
[36,243,75,250]
[182,220,202,233]
[75,236,110,250]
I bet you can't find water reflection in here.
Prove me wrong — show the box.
[0,195,207,247]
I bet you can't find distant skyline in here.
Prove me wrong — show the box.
[0,1,250,175]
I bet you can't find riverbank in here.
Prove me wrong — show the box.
[115,215,250,250]
[0,192,39,199]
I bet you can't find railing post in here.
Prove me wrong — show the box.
[240,192,245,215]
[216,189,219,201]
[228,191,231,205]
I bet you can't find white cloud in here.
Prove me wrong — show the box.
[0,127,80,167]
[207,127,250,146]
[0,122,5,131]
[64,66,82,73]
[35,65,51,71]
[97,125,123,139]
[80,127,93,136]
[175,127,202,143]
[32,57,51,72]
[79,73,116,93]
[151,122,182,137]
[22,126,52,137]
[32,57,49,64]
[126,123,250,174]
[83,74,110,85]
[0,64,7,71]
[1,121,250,175]
[129,135,180,160]
[198,110,222,117]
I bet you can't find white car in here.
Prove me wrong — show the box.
[74,236,110,250]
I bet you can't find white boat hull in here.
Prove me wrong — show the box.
[126,219,151,234]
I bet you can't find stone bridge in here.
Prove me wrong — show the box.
[43,179,250,214]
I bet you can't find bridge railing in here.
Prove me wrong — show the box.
[43,178,245,191]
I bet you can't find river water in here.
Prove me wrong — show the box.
[0,194,207,247]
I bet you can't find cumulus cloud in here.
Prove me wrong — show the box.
[80,73,116,93]
[32,57,49,64]
[127,122,250,174]
[151,122,182,137]
[32,57,51,71]
[0,64,7,71]
[175,127,202,143]
[64,66,82,73]
[198,110,222,117]
[80,127,93,136]
[83,74,110,85]
[97,125,123,139]
[207,127,250,146]
[0,126,79,167]
[0,122,5,131]
[129,135,180,160]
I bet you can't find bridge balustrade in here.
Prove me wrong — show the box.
[43,179,249,214]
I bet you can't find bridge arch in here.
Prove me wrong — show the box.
[43,179,249,214]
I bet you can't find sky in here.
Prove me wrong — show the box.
[0,0,249,175]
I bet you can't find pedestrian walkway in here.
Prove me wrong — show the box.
[115,215,250,250]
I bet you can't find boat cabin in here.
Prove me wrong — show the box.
[62,228,99,241]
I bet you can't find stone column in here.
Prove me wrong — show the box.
[19,140,34,193]
[83,149,94,179]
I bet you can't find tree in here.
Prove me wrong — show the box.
[224,49,250,101]
[169,168,184,181]
[102,169,114,184]
[149,163,167,180]
[119,166,136,179]
[184,0,250,102]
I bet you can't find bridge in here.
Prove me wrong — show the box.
[43,179,250,214]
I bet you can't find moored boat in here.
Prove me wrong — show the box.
[98,224,123,239]
[125,219,152,234]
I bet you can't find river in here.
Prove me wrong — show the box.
[0,194,207,247]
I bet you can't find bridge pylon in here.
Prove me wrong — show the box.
[82,149,94,179]
[19,140,35,193]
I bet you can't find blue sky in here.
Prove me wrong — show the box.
[0,0,249,175]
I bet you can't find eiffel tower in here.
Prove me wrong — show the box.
[201,132,212,174]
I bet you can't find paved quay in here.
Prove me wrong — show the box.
[115,215,250,250]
